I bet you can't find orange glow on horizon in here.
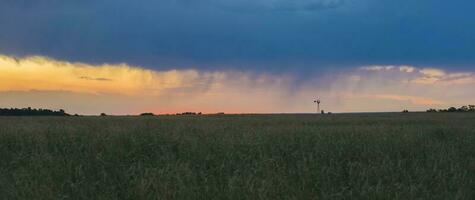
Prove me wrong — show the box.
[1,54,475,115]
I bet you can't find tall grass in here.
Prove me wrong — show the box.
[0,113,474,199]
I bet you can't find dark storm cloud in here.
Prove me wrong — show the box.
[0,0,474,71]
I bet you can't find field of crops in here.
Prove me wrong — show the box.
[1,113,474,199]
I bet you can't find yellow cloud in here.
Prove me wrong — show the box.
[419,68,446,77]
[1,55,474,114]
[0,55,296,114]
[0,55,213,95]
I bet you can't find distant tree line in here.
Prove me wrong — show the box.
[0,107,70,116]
[427,105,475,113]
[140,113,155,116]
[177,112,202,115]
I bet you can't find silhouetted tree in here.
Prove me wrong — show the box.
[0,107,70,116]
[448,107,457,112]
[427,105,475,113]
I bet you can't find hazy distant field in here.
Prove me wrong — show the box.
[1,113,474,199]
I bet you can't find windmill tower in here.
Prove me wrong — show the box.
[314,99,321,113]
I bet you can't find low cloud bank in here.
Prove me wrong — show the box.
[1,55,474,114]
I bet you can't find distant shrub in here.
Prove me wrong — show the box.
[140,113,155,116]
[177,112,200,115]
[448,107,457,112]
[100,113,107,116]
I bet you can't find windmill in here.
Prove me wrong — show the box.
[314,99,321,114]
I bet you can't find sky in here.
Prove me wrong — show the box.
[1,0,475,114]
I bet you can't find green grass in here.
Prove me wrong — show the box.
[0,113,474,199]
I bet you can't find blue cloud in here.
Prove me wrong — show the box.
[0,0,474,72]
[201,0,348,12]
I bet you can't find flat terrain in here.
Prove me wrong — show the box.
[0,113,474,199]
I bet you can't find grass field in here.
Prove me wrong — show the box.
[0,113,474,199]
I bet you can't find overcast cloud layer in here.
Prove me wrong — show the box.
[1,0,474,71]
